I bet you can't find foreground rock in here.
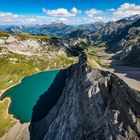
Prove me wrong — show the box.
[29,59,140,140]
[0,122,29,140]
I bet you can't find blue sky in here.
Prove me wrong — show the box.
[0,0,140,14]
[0,0,140,25]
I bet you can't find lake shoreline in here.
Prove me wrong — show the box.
[0,68,64,120]
[0,67,65,139]
[0,67,65,97]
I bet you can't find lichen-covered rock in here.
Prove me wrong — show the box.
[29,60,140,140]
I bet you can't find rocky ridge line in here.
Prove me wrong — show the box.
[29,54,140,140]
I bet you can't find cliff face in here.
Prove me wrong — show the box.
[29,60,140,140]
[122,45,140,67]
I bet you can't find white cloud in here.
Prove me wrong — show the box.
[84,3,140,22]
[42,7,81,17]
[1,3,140,25]
[108,8,115,12]
[0,12,19,18]
[71,7,81,15]
[113,3,140,20]
[85,8,103,17]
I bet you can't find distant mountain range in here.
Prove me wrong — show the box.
[0,15,140,67]
[0,22,105,38]
[1,15,140,40]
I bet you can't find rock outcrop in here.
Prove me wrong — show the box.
[29,57,140,140]
[122,44,140,67]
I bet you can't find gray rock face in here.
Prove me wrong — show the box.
[29,60,140,140]
[123,44,140,67]
[106,18,140,53]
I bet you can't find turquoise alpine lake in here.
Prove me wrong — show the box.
[1,69,67,123]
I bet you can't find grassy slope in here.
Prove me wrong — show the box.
[0,99,16,137]
[86,44,110,68]
[0,32,9,38]
[0,47,78,138]
[13,33,57,41]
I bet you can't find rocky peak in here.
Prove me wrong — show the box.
[29,58,140,140]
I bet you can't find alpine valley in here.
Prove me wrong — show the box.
[0,14,140,140]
